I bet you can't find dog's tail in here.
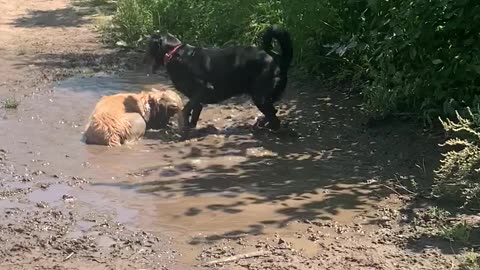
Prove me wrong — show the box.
[261,25,293,102]
[261,25,293,75]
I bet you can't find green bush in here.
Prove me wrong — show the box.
[434,107,480,207]
[104,0,480,119]
[108,0,354,76]
[359,0,480,121]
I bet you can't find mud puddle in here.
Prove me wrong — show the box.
[0,70,408,266]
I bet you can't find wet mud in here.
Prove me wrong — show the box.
[1,70,458,269]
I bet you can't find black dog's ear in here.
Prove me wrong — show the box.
[146,29,164,43]
[149,34,162,44]
[143,34,162,65]
[153,29,168,35]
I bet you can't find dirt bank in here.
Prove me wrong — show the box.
[0,0,465,269]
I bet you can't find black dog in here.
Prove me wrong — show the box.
[144,25,293,130]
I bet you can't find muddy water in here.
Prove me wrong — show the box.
[0,71,391,264]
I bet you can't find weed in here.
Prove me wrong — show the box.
[425,207,451,221]
[458,251,480,270]
[413,207,473,245]
[2,98,19,109]
[410,179,419,193]
[413,206,451,229]
[441,221,471,244]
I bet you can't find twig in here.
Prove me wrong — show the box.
[64,252,74,261]
[394,184,416,195]
[394,174,417,195]
[202,250,270,266]
[449,241,456,256]
[381,184,404,197]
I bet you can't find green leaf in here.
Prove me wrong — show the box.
[468,65,480,75]
[409,47,417,60]
[432,59,443,65]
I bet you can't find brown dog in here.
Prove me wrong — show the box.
[83,86,183,147]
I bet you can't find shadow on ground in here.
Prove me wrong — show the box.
[398,198,480,255]
[11,0,114,28]
[12,8,92,28]
[12,50,147,83]
[8,39,447,249]
[91,79,445,245]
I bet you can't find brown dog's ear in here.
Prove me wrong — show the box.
[147,92,160,114]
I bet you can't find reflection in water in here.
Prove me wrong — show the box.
[54,71,169,95]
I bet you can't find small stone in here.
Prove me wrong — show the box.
[62,194,75,202]
[36,202,48,208]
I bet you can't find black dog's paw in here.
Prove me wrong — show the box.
[265,119,281,131]
[252,116,283,135]
[253,116,268,129]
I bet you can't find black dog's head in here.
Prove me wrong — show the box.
[144,31,182,74]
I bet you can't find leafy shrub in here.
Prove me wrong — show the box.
[434,107,480,207]
[359,0,480,120]
[108,0,155,47]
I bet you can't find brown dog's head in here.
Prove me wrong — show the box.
[144,87,184,130]
[144,31,182,74]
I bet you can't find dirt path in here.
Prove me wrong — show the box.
[0,0,466,269]
[0,0,140,99]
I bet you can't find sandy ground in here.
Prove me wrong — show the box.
[0,0,466,269]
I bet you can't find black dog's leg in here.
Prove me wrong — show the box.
[182,97,204,128]
[185,84,210,128]
[182,101,194,128]
[253,97,280,130]
[189,104,203,128]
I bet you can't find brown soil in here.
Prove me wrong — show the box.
[0,0,466,269]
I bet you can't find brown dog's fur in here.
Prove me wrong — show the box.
[83,86,183,147]
[146,87,184,130]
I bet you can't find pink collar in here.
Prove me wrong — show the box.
[163,44,183,65]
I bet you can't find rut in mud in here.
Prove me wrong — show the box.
[0,0,464,269]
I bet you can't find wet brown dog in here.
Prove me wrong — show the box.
[83,86,183,147]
